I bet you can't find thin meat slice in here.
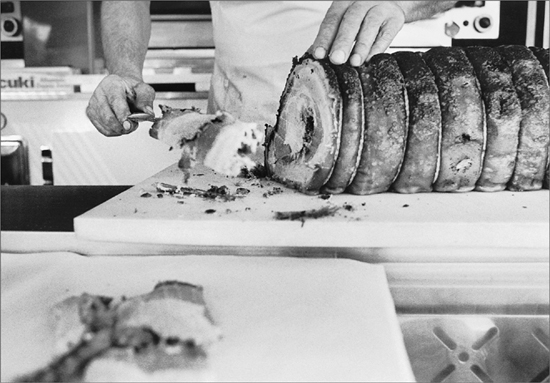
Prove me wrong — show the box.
[265,54,342,194]
[424,47,485,192]
[347,54,408,195]
[321,63,364,194]
[464,46,522,192]
[392,51,441,193]
[498,45,550,191]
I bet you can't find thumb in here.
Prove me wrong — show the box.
[133,82,156,115]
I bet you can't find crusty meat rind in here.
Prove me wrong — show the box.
[265,53,342,194]
[530,47,550,80]
[391,51,441,193]
[498,45,550,191]
[529,47,550,189]
[464,46,522,192]
[347,53,408,195]
[424,47,485,192]
[321,63,364,194]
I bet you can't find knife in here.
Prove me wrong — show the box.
[127,112,157,123]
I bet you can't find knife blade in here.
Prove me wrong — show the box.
[127,113,157,123]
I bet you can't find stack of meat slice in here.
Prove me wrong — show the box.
[265,46,550,195]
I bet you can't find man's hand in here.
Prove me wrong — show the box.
[86,75,155,136]
[312,1,405,66]
[86,1,152,136]
[312,1,457,66]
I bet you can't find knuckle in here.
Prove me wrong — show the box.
[377,28,397,43]
[365,5,389,23]
[340,9,358,25]
[138,83,156,99]
[324,12,342,26]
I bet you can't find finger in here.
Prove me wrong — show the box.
[106,87,134,132]
[366,16,403,61]
[105,99,138,135]
[349,11,385,66]
[312,2,351,60]
[121,118,138,134]
[133,82,156,115]
[328,2,369,65]
[86,93,123,137]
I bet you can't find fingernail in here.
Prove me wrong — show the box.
[144,105,154,115]
[123,120,132,131]
[314,47,327,59]
[349,54,361,67]
[330,50,346,64]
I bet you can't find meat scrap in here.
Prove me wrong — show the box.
[154,182,237,201]
[274,206,340,223]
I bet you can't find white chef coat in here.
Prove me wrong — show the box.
[208,1,331,128]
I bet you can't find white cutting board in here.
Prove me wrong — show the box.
[1,252,414,382]
[75,164,549,248]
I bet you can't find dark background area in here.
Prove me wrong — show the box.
[453,1,544,47]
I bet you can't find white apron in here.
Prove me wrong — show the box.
[208,1,331,128]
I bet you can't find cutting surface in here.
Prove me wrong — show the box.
[75,164,549,248]
[1,252,413,382]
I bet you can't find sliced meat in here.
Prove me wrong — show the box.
[21,282,220,383]
[424,47,485,192]
[464,46,522,192]
[347,54,408,195]
[498,45,550,191]
[265,54,342,194]
[321,63,364,194]
[391,51,441,193]
[530,46,549,80]
[150,106,263,181]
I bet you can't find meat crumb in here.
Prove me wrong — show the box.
[205,209,216,214]
[403,204,409,208]
[239,164,267,179]
[343,204,353,211]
